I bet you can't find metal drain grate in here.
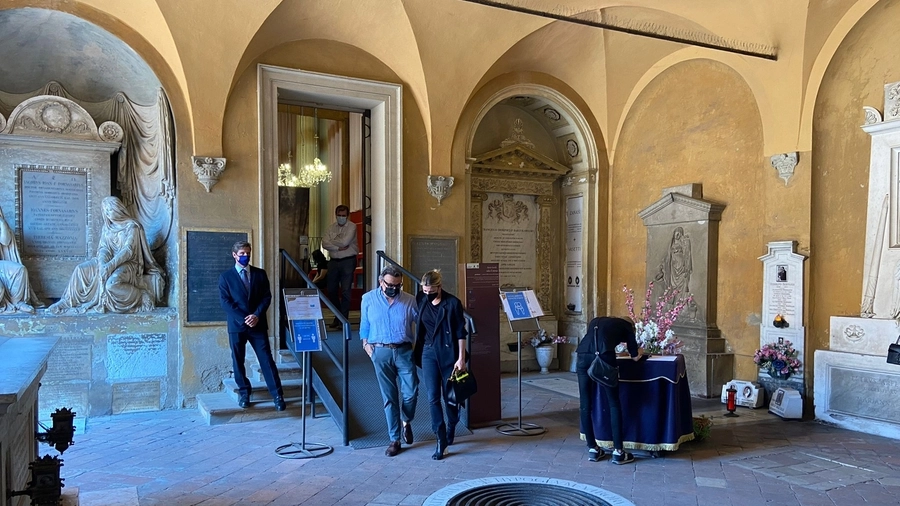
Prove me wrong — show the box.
[423,476,635,506]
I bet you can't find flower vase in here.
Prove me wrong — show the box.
[768,369,791,380]
[535,345,554,374]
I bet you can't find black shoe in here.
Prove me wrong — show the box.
[402,422,413,444]
[612,451,634,465]
[238,394,250,409]
[588,447,606,462]
[385,440,401,457]
[447,423,456,446]
[274,397,286,411]
[432,427,448,460]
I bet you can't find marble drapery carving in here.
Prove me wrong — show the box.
[48,197,164,314]
[0,81,176,250]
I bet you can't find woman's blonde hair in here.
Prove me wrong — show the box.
[420,269,442,287]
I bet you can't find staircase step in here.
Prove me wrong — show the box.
[222,377,306,403]
[248,359,304,381]
[197,392,309,426]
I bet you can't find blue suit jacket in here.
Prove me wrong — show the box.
[218,265,272,333]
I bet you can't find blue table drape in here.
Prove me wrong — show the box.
[590,354,695,451]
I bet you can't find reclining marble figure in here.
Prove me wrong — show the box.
[49,196,164,314]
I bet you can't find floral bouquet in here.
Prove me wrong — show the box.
[754,340,801,379]
[527,329,568,348]
[623,282,693,355]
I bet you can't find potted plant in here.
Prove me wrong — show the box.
[525,329,567,374]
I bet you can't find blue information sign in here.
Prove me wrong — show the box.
[292,319,322,352]
[504,292,532,319]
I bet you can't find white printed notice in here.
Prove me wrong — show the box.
[499,290,544,321]
[283,291,324,321]
[20,168,87,257]
[565,195,583,313]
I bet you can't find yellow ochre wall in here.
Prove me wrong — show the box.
[1,0,897,405]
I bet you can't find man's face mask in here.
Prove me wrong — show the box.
[382,281,401,298]
[336,216,348,226]
[237,254,250,266]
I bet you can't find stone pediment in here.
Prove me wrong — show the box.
[470,143,571,181]
[0,95,122,143]
[639,192,725,226]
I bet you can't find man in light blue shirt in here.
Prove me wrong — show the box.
[360,265,419,457]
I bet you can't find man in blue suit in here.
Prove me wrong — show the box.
[218,241,285,411]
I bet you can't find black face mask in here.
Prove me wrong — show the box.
[383,285,400,298]
[426,291,439,302]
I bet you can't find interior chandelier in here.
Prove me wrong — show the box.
[279,107,332,188]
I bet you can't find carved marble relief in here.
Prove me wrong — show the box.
[469,141,570,310]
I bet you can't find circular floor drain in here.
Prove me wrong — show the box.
[423,476,635,506]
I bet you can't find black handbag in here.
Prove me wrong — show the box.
[587,326,618,387]
[888,336,900,365]
[446,368,478,408]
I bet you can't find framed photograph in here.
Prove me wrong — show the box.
[776,264,788,283]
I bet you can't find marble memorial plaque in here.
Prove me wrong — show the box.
[482,193,537,288]
[38,383,89,418]
[410,236,459,296]
[19,167,88,257]
[828,367,900,424]
[565,195,583,313]
[43,338,92,382]
[107,333,167,380]
[112,381,161,414]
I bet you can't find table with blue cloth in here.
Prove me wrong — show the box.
[590,354,695,452]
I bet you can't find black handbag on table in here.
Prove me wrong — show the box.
[446,368,478,408]
[587,326,619,387]
[888,336,900,365]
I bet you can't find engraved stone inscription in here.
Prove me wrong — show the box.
[767,282,797,319]
[38,383,89,419]
[828,367,900,423]
[19,168,87,257]
[107,333,167,380]
[112,381,161,414]
[43,338,92,382]
[482,193,537,288]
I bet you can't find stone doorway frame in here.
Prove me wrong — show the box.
[258,64,403,290]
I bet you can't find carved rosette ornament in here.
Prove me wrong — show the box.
[770,152,798,186]
[191,156,226,192]
[863,106,883,126]
[426,175,454,206]
[98,121,124,143]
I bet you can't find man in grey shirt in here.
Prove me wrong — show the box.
[360,265,418,457]
[321,204,358,328]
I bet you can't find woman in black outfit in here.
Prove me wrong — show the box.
[576,316,641,464]
[413,269,468,460]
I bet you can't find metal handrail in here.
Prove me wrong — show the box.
[374,250,478,337]
[279,249,350,446]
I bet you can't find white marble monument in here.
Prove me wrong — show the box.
[758,241,806,398]
[816,81,900,438]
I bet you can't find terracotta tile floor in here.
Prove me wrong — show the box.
[60,371,900,505]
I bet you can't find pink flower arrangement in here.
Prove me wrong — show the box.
[623,282,693,355]
[753,341,801,377]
